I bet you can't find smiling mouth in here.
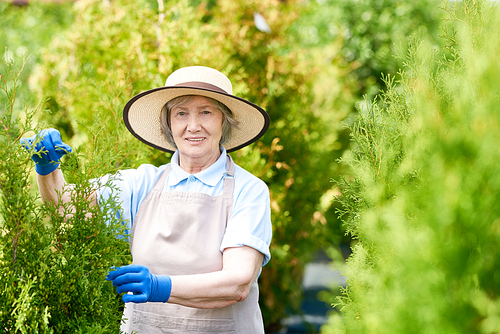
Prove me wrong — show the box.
[186,138,205,142]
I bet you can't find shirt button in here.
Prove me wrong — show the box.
[188,176,196,183]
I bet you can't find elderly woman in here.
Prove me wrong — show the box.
[22,66,272,333]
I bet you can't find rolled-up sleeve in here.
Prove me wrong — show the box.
[220,177,272,266]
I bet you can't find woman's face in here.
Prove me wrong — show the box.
[170,95,224,167]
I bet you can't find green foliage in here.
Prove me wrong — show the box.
[325,1,500,333]
[0,2,75,105]
[0,57,131,332]
[282,0,446,256]
[291,0,443,99]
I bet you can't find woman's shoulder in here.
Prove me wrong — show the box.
[135,163,170,174]
[119,162,169,174]
[233,164,269,196]
[114,163,170,187]
[233,164,265,182]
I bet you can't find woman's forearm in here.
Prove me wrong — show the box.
[36,169,98,211]
[168,270,252,309]
[37,169,69,205]
[168,246,263,309]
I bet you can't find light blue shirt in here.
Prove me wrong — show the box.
[96,148,272,266]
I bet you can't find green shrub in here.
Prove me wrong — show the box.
[324,1,500,333]
[0,56,131,332]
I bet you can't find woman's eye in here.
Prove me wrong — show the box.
[177,111,186,116]
[202,110,211,115]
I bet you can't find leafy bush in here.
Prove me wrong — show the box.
[324,1,500,333]
[0,57,131,332]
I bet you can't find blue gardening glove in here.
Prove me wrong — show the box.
[106,264,172,303]
[20,128,72,175]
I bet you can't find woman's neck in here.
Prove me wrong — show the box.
[178,150,221,174]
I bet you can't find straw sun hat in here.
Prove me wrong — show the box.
[123,66,270,154]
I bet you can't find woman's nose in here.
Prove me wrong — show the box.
[186,114,202,132]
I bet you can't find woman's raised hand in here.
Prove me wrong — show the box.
[20,128,72,175]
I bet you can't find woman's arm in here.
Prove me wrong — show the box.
[37,169,97,208]
[168,246,264,309]
[107,246,264,308]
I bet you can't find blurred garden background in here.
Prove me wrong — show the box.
[1,0,500,333]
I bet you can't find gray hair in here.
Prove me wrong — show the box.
[160,95,239,149]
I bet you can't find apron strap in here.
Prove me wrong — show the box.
[152,164,172,192]
[223,155,235,219]
[129,164,171,251]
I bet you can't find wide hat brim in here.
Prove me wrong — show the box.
[123,85,270,154]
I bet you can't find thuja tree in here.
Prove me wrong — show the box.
[0,57,131,332]
[30,0,342,329]
[286,0,445,247]
[322,1,500,333]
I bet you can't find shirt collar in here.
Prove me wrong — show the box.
[168,147,228,187]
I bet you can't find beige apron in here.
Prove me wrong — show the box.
[121,155,265,334]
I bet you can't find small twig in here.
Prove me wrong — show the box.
[156,0,165,49]
[84,233,97,242]
[12,228,25,266]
